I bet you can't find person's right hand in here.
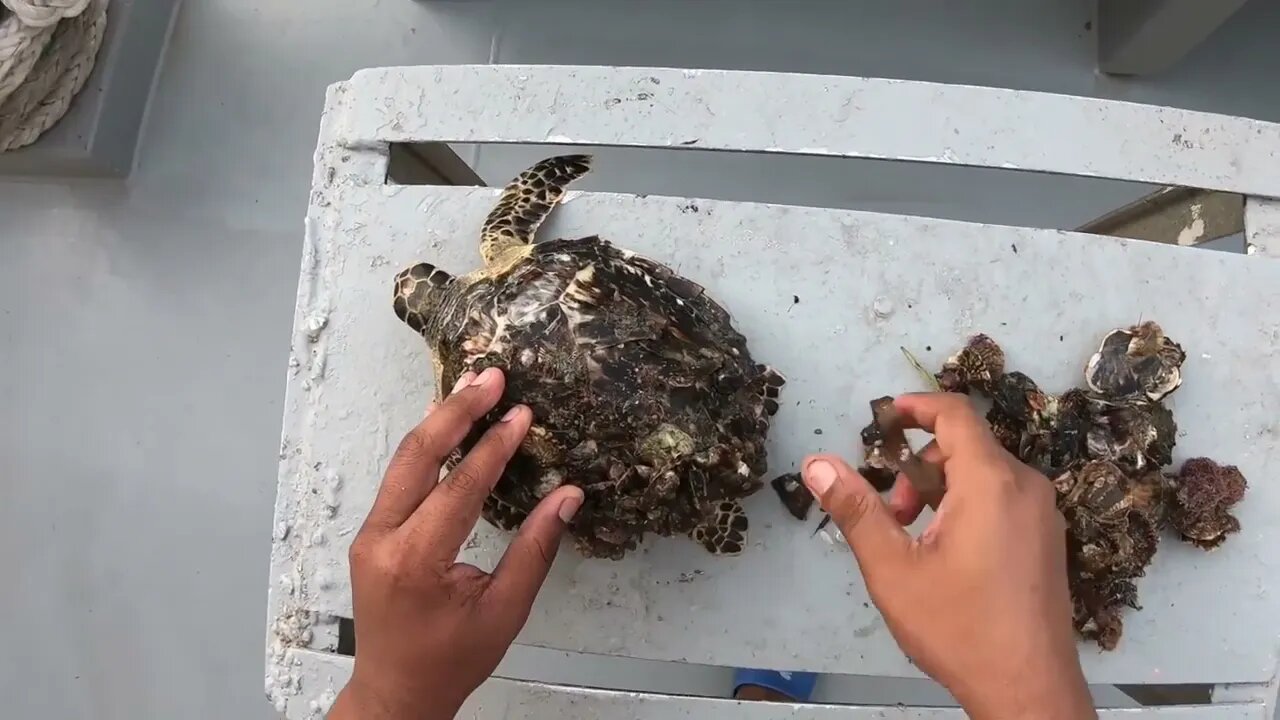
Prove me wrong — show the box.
[802,393,1097,720]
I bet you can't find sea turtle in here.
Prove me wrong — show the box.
[392,154,784,559]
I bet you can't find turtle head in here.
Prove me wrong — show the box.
[392,262,455,340]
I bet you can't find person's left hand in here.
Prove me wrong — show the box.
[329,367,584,720]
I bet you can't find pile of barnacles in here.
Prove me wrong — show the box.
[927,322,1248,649]
[772,322,1250,649]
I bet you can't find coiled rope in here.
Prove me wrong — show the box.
[0,0,107,153]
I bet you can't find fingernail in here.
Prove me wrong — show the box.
[500,405,523,423]
[920,509,944,545]
[803,460,837,498]
[451,372,476,395]
[557,491,583,523]
[472,367,500,387]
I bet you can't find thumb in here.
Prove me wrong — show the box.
[487,485,584,612]
[803,455,912,573]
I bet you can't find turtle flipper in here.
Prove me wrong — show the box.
[480,154,593,267]
[691,500,749,556]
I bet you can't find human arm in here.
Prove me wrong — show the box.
[802,392,1097,720]
[328,368,584,720]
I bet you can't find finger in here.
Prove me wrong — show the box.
[487,485,584,618]
[889,475,923,525]
[364,368,504,530]
[892,393,1002,461]
[888,440,943,525]
[402,404,532,559]
[802,455,911,576]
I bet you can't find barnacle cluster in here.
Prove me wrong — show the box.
[933,322,1246,650]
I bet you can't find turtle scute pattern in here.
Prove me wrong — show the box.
[393,154,784,559]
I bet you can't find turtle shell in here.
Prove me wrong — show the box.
[444,237,782,558]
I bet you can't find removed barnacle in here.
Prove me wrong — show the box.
[770,472,813,521]
[1084,396,1176,471]
[988,371,1054,428]
[861,396,945,508]
[1169,458,1247,550]
[1056,461,1168,530]
[1054,461,1168,650]
[927,326,1242,650]
[858,465,898,493]
[985,405,1026,456]
[1084,321,1186,401]
[936,333,1005,393]
[1037,388,1092,474]
[804,397,946,535]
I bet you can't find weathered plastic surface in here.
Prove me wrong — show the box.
[267,65,1280,715]
[285,649,1268,720]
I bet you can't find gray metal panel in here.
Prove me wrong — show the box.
[334,65,1280,197]
[283,649,1266,720]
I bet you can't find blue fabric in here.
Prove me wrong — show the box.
[732,667,819,700]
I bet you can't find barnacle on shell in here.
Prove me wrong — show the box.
[1169,457,1247,550]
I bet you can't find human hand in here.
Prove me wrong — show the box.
[329,368,584,720]
[802,393,1096,720]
